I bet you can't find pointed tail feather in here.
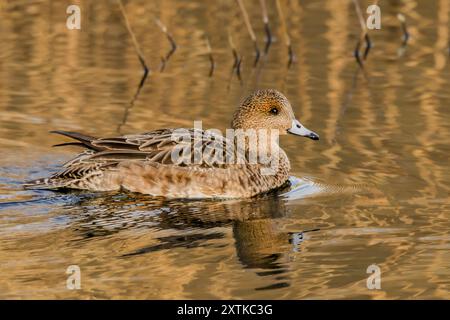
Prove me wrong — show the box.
[53,142,86,148]
[50,130,100,151]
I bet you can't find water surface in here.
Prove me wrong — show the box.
[0,0,449,299]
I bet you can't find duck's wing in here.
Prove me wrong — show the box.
[51,128,246,168]
[25,128,245,190]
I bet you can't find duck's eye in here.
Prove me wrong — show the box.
[270,107,279,115]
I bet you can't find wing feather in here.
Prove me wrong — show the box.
[26,128,252,189]
[67,128,245,168]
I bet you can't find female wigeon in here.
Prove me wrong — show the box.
[25,89,319,198]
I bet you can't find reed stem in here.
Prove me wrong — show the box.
[117,0,149,79]
[275,0,294,67]
[155,18,177,72]
[259,0,272,54]
[236,0,260,66]
[205,35,215,77]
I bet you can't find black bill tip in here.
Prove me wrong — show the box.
[309,132,320,140]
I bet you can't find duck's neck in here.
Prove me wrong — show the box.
[232,128,290,178]
[232,128,276,150]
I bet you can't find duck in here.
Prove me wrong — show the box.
[24,89,319,198]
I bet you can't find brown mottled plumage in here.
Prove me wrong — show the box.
[24,89,319,198]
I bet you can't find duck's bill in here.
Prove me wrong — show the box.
[287,120,319,140]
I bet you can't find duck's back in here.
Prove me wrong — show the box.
[24,129,291,198]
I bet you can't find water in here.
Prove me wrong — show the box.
[0,0,449,299]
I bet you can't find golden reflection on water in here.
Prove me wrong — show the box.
[0,0,449,299]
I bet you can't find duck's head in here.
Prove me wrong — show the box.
[231,89,319,140]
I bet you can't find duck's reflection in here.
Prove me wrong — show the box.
[67,191,318,289]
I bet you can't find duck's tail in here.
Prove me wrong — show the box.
[24,131,100,190]
[50,130,99,150]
